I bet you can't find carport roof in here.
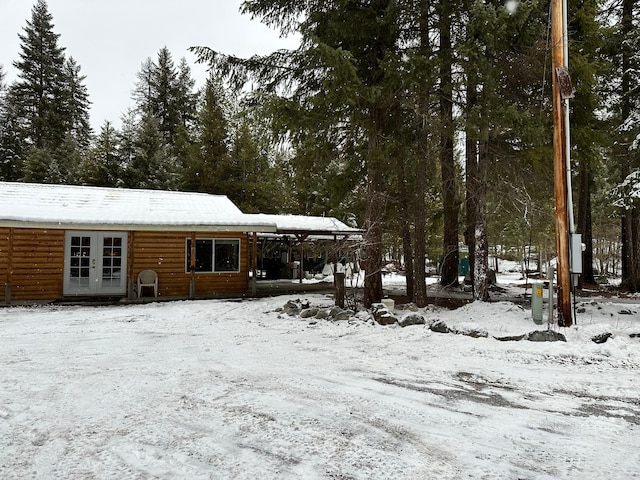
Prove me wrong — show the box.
[246,213,363,238]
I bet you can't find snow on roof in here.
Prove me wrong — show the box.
[246,213,362,236]
[0,182,277,232]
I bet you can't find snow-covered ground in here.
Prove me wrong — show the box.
[1,273,639,479]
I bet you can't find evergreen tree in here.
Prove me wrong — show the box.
[184,75,231,193]
[132,48,198,187]
[570,0,608,286]
[12,0,68,153]
[63,57,92,150]
[608,0,640,290]
[462,0,552,300]
[7,0,92,183]
[79,121,122,187]
[437,0,460,289]
[192,0,403,306]
[117,108,138,173]
[133,57,155,117]
[0,66,23,180]
[150,47,181,143]
[124,113,179,190]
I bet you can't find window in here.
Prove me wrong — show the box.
[186,238,240,273]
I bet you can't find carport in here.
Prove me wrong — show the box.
[245,214,363,294]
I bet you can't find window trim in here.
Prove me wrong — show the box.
[185,237,241,274]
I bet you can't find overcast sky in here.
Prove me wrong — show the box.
[0,0,298,130]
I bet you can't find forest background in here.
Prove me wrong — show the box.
[0,0,639,306]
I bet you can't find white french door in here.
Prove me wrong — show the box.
[63,231,128,296]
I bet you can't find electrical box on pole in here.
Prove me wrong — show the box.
[570,233,583,274]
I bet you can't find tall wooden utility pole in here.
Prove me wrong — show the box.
[551,0,573,326]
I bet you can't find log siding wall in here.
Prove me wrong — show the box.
[0,227,250,303]
[1,228,65,302]
[130,231,250,298]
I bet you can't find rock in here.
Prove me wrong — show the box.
[369,303,398,325]
[591,332,612,344]
[376,312,398,325]
[430,320,450,334]
[354,311,373,323]
[334,309,355,321]
[329,306,345,317]
[282,300,300,316]
[399,313,426,327]
[453,324,488,338]
[396,303,419,312]
[619,309,635,315]
[494,334,526,342]
[300,308,319,319]
[315,309,331,319]
[526,330,566,342]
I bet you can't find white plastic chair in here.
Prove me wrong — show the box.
[137,269,158,298]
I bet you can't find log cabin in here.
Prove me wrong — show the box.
[0,182,276,304]
[1,182,363,304]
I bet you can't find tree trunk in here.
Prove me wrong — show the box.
[619,0,640,292]
[397,156,415,301]
[412,0,431,307]
[473,127,490,301]
[438,0,459,288]
[414,151,428,306]
[577,160,596,285]
[465,74,478,295]
[363,129,385,308]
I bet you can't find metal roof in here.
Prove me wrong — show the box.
[246,213,362,237]
[0,183,362,237]
[0,182,277,232]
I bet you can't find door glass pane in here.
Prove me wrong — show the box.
[100,236,123,288]
[69,236,91,287]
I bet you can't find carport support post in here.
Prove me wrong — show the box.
[6,227,13,304]
[295,234,308,284]
[189,232,196,299]
[251,232,258,297]
[335,272,345,308]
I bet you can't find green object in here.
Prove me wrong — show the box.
[458,257,470,276]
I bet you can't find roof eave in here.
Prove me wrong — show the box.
[0,220,278,233]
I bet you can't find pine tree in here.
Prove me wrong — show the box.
[132,48,198,188]
[192,0,403,307]
[611,0,640,291]
[79,121,122,187]
[63,57,92,150]
[117,109,137,171]
[437,0,460,289]
[569,0,608,286]
[184,75,231,193]
[0,65,23,180]
[124,113,178,190]
[12,0,68,153]
[7,0,92,183]
[462,0,552,300]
